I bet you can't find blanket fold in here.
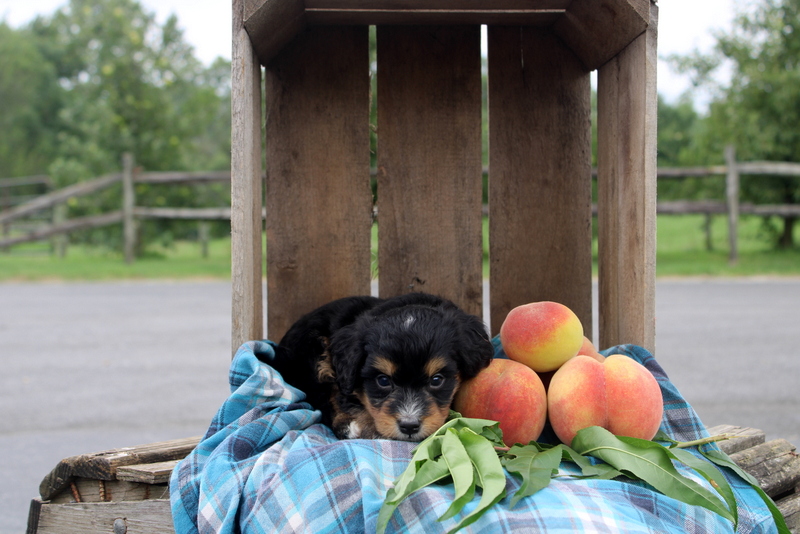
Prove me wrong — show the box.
[170,340,778,534]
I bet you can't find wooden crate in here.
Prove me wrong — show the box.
[231,0,658,352]
[27,437,199,534]
[27,428,799,533]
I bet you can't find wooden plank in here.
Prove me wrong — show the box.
[596,1,657,353]
[48,478,169,504]
[265,26,372,341]
[39,436,200,501]
[376,26,483,317]
[243,0,306,66]
[725,145,740,264]
[134,207,233,220]
[116,461,180,485]
[33,499,173,534]
[705,425,767,455]
[777,492,800,532]
[0,211,124,248]
[231,0,265,354]
[0,174,121,225]
[729,439,800,498]
[123,153,136,264]
[134,171,231,184]
[305,9,563,26]
[554,0,650,70]
[487,26,593,336]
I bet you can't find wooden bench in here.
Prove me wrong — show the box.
[26,426,799,533]
[25,0,797,532]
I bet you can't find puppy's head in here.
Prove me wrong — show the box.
[331,299,493,441]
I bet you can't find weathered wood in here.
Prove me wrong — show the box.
[123,153,136,264]
[706,424,767,455]
[0,173,121,225]
[231,0,265,354]
[487,26,593,336]
[48,478,169,504]
[554,0,650,70]
[725,145,740,265]
[777,491,800,531]
[596,0,658,353]
[243,0,306,67]
[31,499,173,534]
[0,175,52,188]
[377,25,483,317]
[38,436,200,501]
[116,461,179,485]
[0,211,124,248]
[133,207,233,220]
[265,26,372,341]
[729,439,800,498]
[133,171,231,185]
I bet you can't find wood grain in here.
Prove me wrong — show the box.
[33,500,173,534]
[376,25,483,317]
[487,26,593,336]
[231,0,265,353]
[265,26,372,341]
[596,1,657,352]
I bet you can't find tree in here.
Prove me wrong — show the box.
[673,0,800,248]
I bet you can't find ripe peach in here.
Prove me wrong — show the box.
[453,358,547,446]
[578,336,605,362]
[500,301,584,372]
[547,354,663,446]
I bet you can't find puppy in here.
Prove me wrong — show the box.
[266,292,493,441]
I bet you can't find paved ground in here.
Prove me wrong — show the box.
[1,278,798,533]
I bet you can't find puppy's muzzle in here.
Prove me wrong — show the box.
[398,417,422,437]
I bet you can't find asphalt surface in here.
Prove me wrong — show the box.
[1,278,799,534]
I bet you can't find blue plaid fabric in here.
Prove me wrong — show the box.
[170,340,779,534]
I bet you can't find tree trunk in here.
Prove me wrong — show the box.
[778,215,796,249]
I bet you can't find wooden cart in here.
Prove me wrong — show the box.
[25,0,800,531]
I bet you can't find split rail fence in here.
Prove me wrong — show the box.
[1,147,799,263]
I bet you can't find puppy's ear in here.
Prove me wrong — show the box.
[453,312,494,379]
[329,324,366,397]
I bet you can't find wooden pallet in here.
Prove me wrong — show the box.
[26,426,799,533]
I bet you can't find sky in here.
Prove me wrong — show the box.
[0,0,741,108]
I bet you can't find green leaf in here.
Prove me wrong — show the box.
[699,448,792,534]
[572,427,735,525]
[504,445,561,507]
[377,457,451,534]
[659,445,739,530]
[557,444,623,479]
[438,428,476,521]
[446,428,507,533]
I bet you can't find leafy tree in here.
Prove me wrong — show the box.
[17,0,232,251]
[672,0,800,248]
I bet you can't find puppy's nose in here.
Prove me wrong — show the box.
[398,419,421,436]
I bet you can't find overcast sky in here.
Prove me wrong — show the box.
[1,0,741,107]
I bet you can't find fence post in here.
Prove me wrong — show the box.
[122,153,136,264]
[52,203,68,258]
[725,145,739,265]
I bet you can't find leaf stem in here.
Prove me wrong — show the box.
[674,434,735,449]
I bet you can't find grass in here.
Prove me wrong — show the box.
[1,215,798,282]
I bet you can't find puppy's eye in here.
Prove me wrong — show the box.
[429,374,445,388]
[376,374,392,388]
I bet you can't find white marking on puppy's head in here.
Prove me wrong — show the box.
[403,314,415,329]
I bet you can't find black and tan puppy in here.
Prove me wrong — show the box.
[266,292,493,441]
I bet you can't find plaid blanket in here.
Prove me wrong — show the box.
[170,340,779,534]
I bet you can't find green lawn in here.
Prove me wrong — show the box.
[1,215,798,281]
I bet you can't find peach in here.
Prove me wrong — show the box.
[547,354,663,446]
[578,336,605,362]
[500,301,584,372]
[453,358,547,446]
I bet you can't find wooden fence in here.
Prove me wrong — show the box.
[0,154,231,262]
[1,146,799,263]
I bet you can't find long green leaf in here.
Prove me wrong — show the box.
[439,428,477,521]
[699,448,792,534]
[377,457,451,534]
[557,443,624,479]
[658,445,739,529]
[504,445,562,507]
[572,427,735,524]
[446,428,507,534]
